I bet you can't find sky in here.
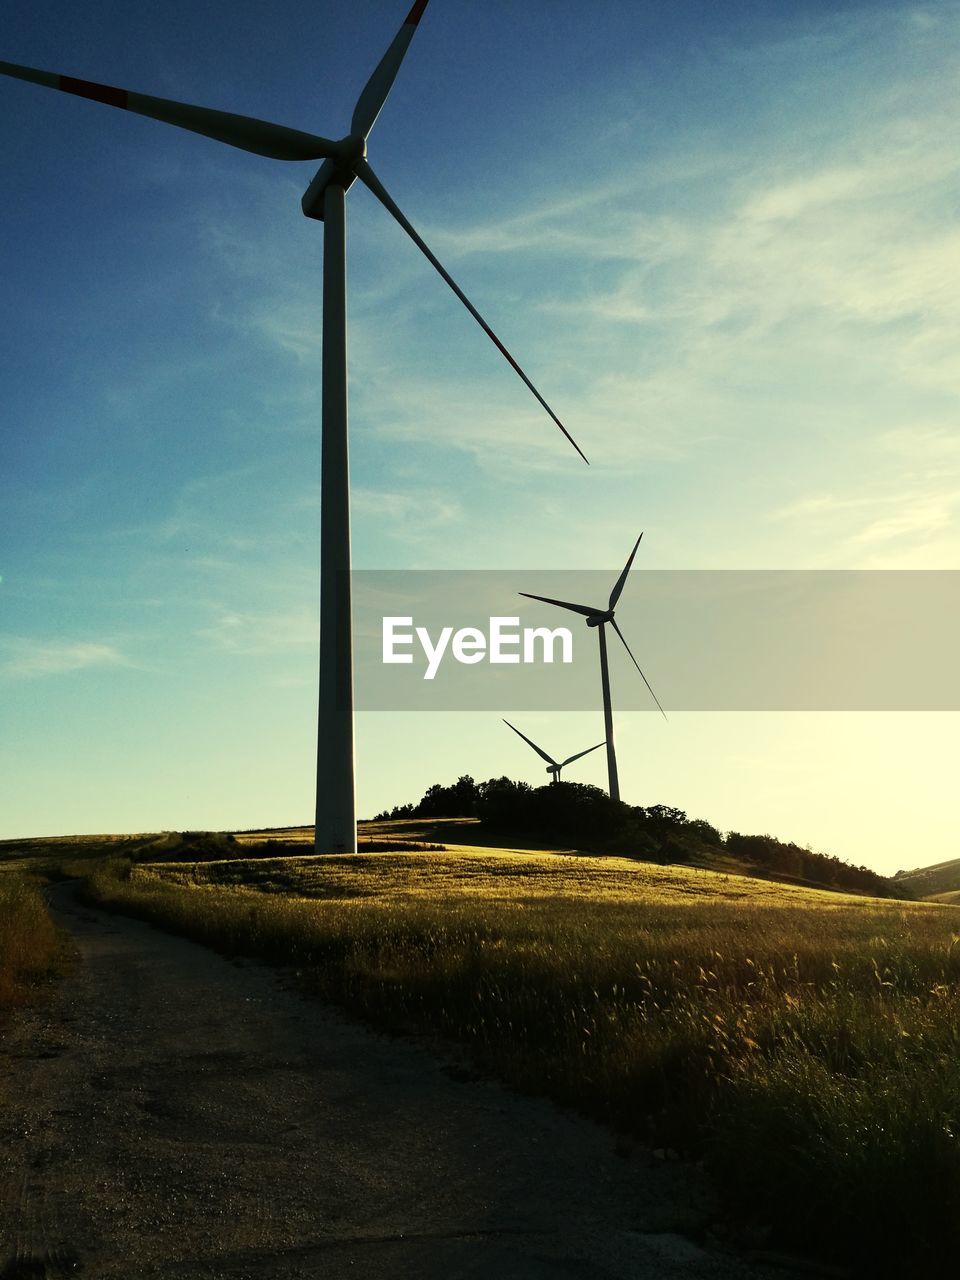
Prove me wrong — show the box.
[1,0,958,875]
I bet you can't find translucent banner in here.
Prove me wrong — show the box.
[350,570,960,711]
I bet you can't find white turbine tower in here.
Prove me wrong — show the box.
[503,720,605,785]
[0,1,588,855]
[520,533,666,803]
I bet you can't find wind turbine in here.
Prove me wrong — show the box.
[503,720,605,785]
[1,1,588,856]
[519,533,665,803]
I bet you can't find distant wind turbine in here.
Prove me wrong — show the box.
[520,533,665,802]
[503,720,605,785]
[0,1,588,855]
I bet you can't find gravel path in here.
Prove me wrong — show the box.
[0,883,786,1279]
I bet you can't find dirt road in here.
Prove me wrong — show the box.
[0,884,784,1279]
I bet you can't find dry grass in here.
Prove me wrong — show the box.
[153,843,867,904]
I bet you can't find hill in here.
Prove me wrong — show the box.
[892,856,960,899]
[373,776,909,900]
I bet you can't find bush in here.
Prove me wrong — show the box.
[0,877,64,1010]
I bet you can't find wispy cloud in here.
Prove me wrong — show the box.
[352,487,462,540]
[850,495,957,549]
[195,606,317,656]
[0,639,132,679]
[771,474,960,568]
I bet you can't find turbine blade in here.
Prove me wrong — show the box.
[559,741,606,768]
[351,0,430,139]
[519,592,598,619]
[611,619,667,720]
[503,719,557,767]
[355,158,589,464]
[0,60,339,161]
[609,531,643,611]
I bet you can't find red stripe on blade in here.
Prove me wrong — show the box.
[59,75,127,108]
[404,0,429,26]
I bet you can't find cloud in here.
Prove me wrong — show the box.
[352,487,462,539]
[850,495,956,548]
[195,607,317,656]
[770,476,960,568]
[0,640,132,679]
[252,305,322,364]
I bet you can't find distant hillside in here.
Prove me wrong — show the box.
[894,857,960,900]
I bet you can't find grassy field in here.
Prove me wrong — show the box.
[56,827,960,1276]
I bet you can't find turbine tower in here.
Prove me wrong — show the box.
[503,720,605,785]
[1,2,587,855]
[520,533,665,802]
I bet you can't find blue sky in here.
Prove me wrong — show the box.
[2,0,958,875]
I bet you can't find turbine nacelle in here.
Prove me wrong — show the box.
[586,610,613,628]
[302,135,367,220]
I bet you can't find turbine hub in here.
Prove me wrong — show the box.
[587,610,613,628]
[337,132,367,162]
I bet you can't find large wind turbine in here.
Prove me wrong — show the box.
[503,720,605,785]
[1,2,587,855]
[520,533,665,802]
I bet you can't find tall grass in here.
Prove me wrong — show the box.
[0,875,65,1010]
[82,852,960,1276]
